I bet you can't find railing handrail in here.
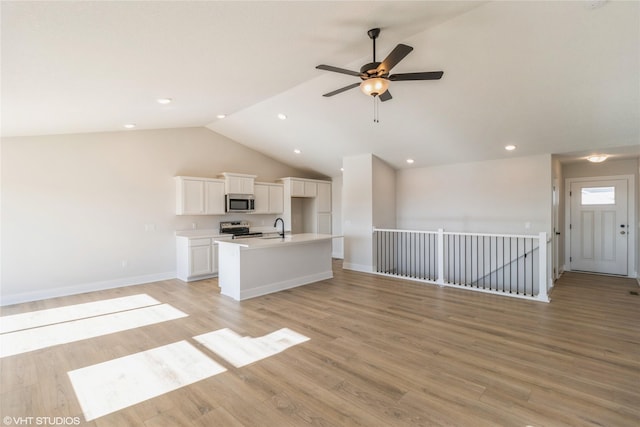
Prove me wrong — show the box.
[373,227,540,240]
[373,228,437,235]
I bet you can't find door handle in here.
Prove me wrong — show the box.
[620,231,626,235]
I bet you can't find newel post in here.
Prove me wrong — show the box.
[538,231,549,302]
[436,228,445,286]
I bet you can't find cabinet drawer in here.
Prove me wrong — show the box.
[189,238,211,247]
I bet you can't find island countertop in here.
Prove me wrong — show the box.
[215,233,339,250]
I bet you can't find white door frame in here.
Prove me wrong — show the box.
[564,174,636,278]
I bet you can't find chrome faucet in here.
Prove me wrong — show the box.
[274,217,285,238]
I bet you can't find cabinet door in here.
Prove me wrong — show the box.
[226,176,254,194]
[190,244,213,276]
[179,179,205,214]
[291,180,305,197]
[317,213,332,234]
[304,181,317,197]
[316,182,331,212]
[253,184,269,214]
[205,181,226,214]
[211,244,219,274]
[226,177,242,194]
[269,185,284,213]
[241,177,254,194]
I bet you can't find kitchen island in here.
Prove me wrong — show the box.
[215,233,336,301]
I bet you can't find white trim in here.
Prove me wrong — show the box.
[233,271,333,301]
[0,272,176,307]
[564,174,636,278]
[374,228,538,239]
[343,263,373,273]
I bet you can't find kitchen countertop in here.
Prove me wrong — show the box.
[215,233,339,249]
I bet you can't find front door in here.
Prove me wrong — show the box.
[569,178,628,275]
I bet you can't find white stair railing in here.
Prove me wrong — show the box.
[373,228,549,302]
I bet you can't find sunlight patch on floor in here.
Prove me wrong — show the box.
[0,304,187,358]
[0,294,160,334]
[194,327,310,368]
[68,340,226,421]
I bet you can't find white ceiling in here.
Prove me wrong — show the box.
[2,1,638,177]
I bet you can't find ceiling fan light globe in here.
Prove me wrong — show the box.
[360,77,389,97]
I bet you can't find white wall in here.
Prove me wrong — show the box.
[342,154,374,272]
[342,154,397,272]
[372,156,397,229]
[1,127,307,304]
[331,175,344,259]
[396,154,553,235]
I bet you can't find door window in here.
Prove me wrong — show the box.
[581,186,615,205]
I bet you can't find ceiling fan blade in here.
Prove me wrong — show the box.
[389,71,444,81]
[379,90,392,102]
[376,44,413,75]
[322,82,360,97]
[316,64,362,77]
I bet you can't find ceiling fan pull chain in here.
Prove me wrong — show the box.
[373,96,380,123]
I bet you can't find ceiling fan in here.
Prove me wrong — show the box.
[316,28,444,102]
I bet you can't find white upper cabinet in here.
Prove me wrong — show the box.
[221,172,256,195]
[269,184,284,213]
[316,182,331,213]
[253,183,284,214]
[205,180,226,214]
[175,176,225,215]
[290,179,317,197]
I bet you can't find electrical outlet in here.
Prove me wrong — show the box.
[121,260,128,268]
[192,223,197,230]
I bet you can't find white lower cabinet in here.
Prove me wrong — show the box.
[176,236,224,281]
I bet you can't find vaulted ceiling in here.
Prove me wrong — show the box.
[2,1,638,177]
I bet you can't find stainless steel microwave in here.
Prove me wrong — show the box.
[226,194,255,213]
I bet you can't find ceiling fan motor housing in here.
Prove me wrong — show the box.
[360,62,387,79]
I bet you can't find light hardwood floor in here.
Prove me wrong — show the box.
[1,260,639,426]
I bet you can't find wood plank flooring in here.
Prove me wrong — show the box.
[1,260,639,426]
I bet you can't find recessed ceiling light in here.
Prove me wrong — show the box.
[156,98,172,105]
[340,167,344,172]
[406,158,414,164]
[123,123,136,129]
[293,149,301,154]
[587,154,608,163]
[216,114,227,119]
[277,113,287,120]
[505,144,517,151]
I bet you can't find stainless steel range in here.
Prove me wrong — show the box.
[219,221,262,239]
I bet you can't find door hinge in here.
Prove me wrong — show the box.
[570,256,572,262]
[569,191,572,196]
[569,224,572,230]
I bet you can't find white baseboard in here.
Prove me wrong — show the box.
[235,271,333,301]
[342,262,373,273]
[0,272,177,307]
